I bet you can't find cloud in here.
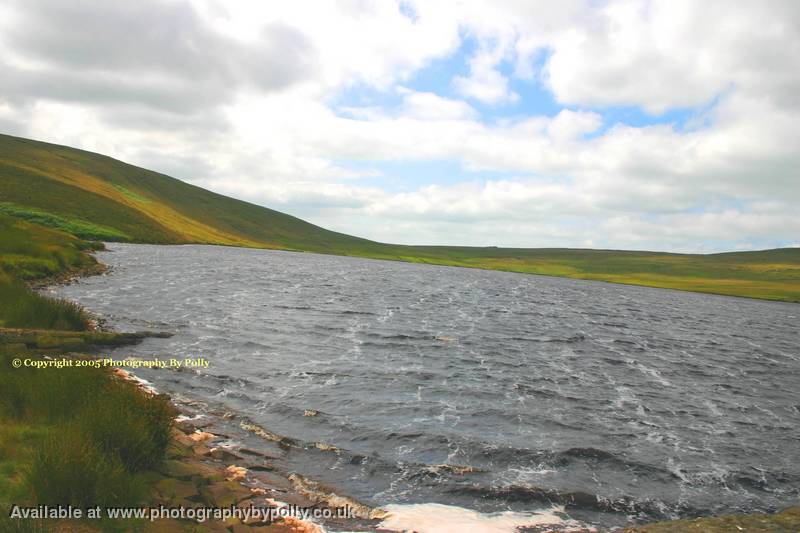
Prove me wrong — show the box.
[399,88,478,120]
[541,0,800,114]
[0,0,316,114]
[453,40,518,104]
[0,0,797,252]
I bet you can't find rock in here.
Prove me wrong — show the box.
[247,463,275,472]
[175,419,198,434]
[190,430,216,442]
[158,460,197,479]
[240,448,277,459]
[186,458,227,483]
[272,491,317,508]
[192,443,212,456]
[250,471,293,491]
[200,481,253,508]
[154,478,200,502]
[208,447,243,462]
[282,516,327,533]
[236,497,259,510]
[171,428,197,448]
[226,464,248,482]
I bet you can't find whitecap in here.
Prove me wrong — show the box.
[378,503,583,533]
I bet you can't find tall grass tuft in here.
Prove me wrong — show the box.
[0,364,106,422]
[26,427,146,508]
[0,274,90,330]
[0,352,173,506]
[78,383,174,473]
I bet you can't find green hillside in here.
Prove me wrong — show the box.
[1,132,799,302]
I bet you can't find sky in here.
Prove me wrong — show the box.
[0,0,798,252]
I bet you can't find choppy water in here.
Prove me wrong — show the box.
[55,244,800,530]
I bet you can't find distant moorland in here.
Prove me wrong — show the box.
[1,132,798,302]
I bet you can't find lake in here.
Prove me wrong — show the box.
[54,243,800,530]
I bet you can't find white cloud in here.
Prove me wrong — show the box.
[542,0,800,114]
[453,40,518,104]
[399,88,478,120]
[0,0,798,252]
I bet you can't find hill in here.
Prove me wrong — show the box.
[1,132,798,302]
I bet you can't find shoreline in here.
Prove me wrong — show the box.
[121,365,386,532]
[35,251,387,532]
[28,245,800,532]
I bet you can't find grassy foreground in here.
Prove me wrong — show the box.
[0,215,175,531]
[1,132,798,302]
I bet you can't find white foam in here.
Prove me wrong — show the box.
[378,503,581,533]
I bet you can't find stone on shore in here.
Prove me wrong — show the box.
[200,480,253,508]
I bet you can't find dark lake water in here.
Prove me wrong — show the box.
[54,244,800,530]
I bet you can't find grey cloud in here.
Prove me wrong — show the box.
[99,104,232,133]
[5,0,226,78]
[0,63,228,114]
[0,0,318,114]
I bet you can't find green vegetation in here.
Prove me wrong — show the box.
[0,213,98,330]
[0,202,130,242]
[623,506,800,532]
[0,274,89,330]
[0,209,173,530]
[0,212,100,280]
[1,132,798,302]
[0,344,173,511]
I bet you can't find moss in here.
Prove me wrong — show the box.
[624,506,800,532]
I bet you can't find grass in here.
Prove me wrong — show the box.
[0,202,130,242]
[77,381,173,473]
[0,209,172,521]
[1,132,798,302]
[0,273,89,330]
[623,506,800,532]
[0,345,173,511]
[26,427,146,508]
[0,211,100,280]
[0,214,96,330]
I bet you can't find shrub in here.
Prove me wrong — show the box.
[16,368,106,422]
[26,427,146,508]
[0,275,90,331]
[77,382,174,473]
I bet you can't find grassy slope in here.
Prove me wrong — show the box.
[1,132,799,302]
[0,213,101,330]
[0,212,173,530]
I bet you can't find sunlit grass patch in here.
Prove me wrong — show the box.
[0,203,130,242]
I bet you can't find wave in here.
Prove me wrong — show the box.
[447,484,684,518]
[508,333,586,343]
[377,502,580,533]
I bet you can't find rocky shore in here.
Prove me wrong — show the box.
[137,386,386,533]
